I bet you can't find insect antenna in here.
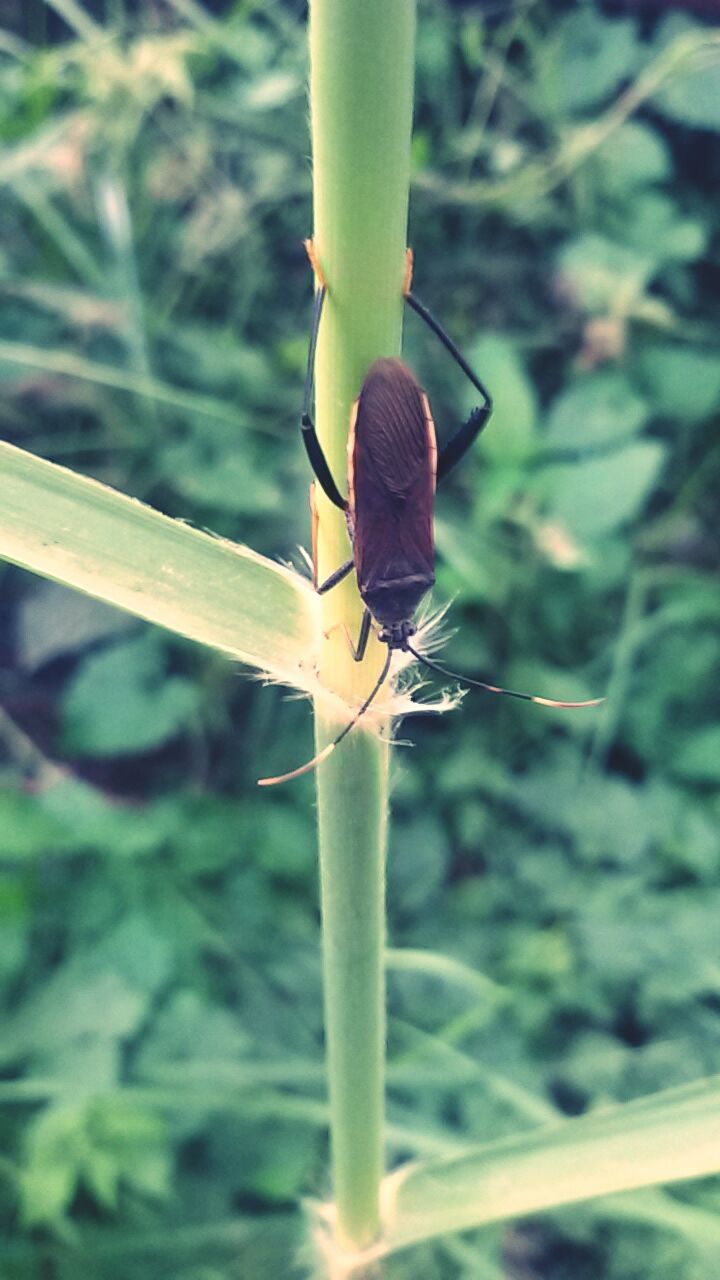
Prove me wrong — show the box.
[258,647,393,787]
[405,645,603,709]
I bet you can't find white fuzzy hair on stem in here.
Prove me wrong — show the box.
[252,594,464,732]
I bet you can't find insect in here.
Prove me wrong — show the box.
[258,246,601,786]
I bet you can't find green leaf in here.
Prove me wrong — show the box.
[658,64,720,131]
[545,372,649,450]
[90,1097,170,1201]
[0,918,169,1066]
[619,192,707,262]
[594,121,670,191]
[557,235,656,313]
[504,928,573,986]
[0,441,317,687]
[0,338,257,429]
[378,1074,720,1254]
[0,789,65,859]
[37,776,178,859]
[463,335,537,462]
[37,1039,120,1097]
[19,1098,170,1229]
[545,442,665,538]
[251,803,316,879]
[390,816,449,914]
[639,345,720,420]
[654,17,720,131]
[137,990,250,1079]
[17,580,132,670]
[673,729,720,784]
[572,776,654,868]
[19,1106,81,1227]
[92,914,174,997]
[240,1121,314,1201]
[0,874,30,985]
[548,11,641,115]
[60,633,199,756]
[163,794,253,876]
[161,442,282,514]
[2,969,147,1065]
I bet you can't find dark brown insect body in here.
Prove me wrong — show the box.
[348,357,436,650]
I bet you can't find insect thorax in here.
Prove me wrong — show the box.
[362,573,435,637]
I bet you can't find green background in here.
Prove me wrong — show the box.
[1,1,720,1276]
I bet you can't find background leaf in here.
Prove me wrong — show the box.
[60,633,199,756]
[544,373,649,450]
[463,335,537,462]
[544,442,665,537]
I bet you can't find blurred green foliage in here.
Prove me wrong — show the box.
[1,1,720,1276]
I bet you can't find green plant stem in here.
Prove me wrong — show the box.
[309,0,417,1251]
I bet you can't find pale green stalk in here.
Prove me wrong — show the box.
[309,0,416,1250]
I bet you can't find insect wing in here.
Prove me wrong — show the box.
[350,359,435,591]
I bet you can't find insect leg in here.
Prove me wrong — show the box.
[350,608,372,662]
[322,610,372,661]
[403,280,493,482]
[404,290,492,408]
[316,558,354,595]
[436,404,492,484]
[301,284,348,511]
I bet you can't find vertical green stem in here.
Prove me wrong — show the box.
[309,0,417,1252]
